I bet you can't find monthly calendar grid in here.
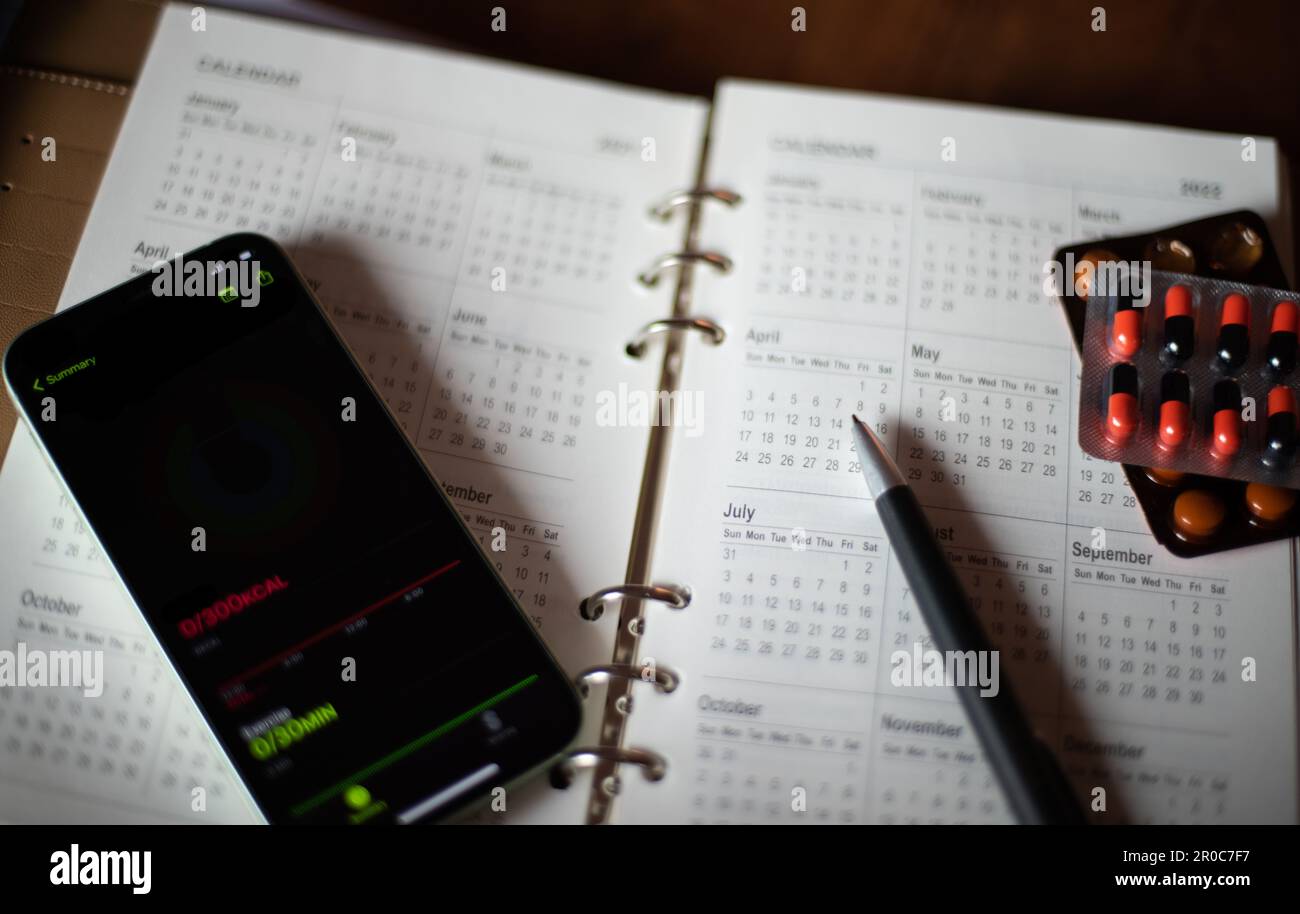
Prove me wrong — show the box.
[401,138,490,447]
[683,165,1260,822]
[287,96,343,254]
[855,168,920,822]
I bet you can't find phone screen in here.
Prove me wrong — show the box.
[3,234,581,823]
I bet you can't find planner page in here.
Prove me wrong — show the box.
[616,80,1298,823]
[0,4,706,823]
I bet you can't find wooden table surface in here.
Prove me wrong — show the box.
[331,0,1300,268]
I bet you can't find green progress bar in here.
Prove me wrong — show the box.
[290,673,539,817]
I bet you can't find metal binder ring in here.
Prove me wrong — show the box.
[625,317,726,358]
[637,250,732,287]
[549,746,668,790]
[578,582,691,621]
[576,662,681,696]
[648,187,743,221]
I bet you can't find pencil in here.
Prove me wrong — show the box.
[850,414,1087,824]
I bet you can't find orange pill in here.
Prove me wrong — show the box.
[1145,236,1196,273]
[1165,284,1194,318]
[1158,371,1191,450]
[1222,292,1251,327]
[1144,466,1185,486]
[1162,285,1195,361]
[1209,221,1264,276]
[1107,394,1139,443]
[1212,411,1240,458]
[1159,401,1190,449]
[1105,363,1140,444]
[1216,293,1251,369]
[1267,300,1298,375]
[1272,300,1299,334]
[1210,379,1242,459]
[1074,248,1118,300]
[1245,482,1298,524]
[1172,490,1227,542]
[1262,386,1298,470]
[1110,306,1143,358]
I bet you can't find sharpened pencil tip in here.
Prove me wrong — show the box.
[849,412,905,497]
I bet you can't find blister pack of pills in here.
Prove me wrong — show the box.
[1078,272,1300,483]
[1054,210,1299,557]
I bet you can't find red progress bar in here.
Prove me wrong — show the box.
[217,559,461,691]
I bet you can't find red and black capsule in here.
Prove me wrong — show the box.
[1266,300,1298,377]
[1104,362,1140,445]
[1210,379,1242,459]
[1215,293,1250,370]
[1109,294,1143,358]
[1161,284,1194,362]
[1157,370,1191,451]
[1262,386,1298,470]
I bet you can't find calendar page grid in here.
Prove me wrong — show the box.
[614,82,1296,825]
[0,5,711,823]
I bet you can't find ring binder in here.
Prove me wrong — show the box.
[570,182,739,823]
[625,317,726,358]
[549,746,668,791]
[577,582,691,621]
[637,250,732,287]
[576,662,681,696]
[648,187,743,221]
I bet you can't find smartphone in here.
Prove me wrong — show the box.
[3,234,582,824]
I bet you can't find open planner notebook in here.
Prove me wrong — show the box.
[0,3,1295,824]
